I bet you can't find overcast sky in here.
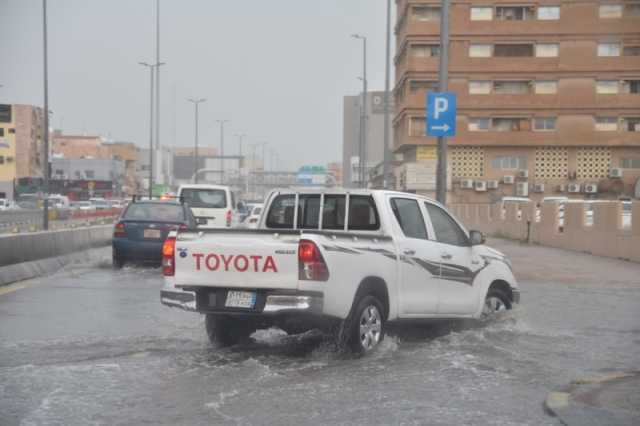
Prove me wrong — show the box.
[0,0,394,171]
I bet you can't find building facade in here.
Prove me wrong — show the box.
[0,104,45,199]
[343,91,394,188]
[394,0,640,202]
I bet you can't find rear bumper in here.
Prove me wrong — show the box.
[113,239,163,261]
[160,289,196,311]
[179,286,323,316]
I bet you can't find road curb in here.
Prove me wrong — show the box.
[544,372,640,426]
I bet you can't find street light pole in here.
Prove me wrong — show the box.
[234,133,246,168]
[187,98,206,183]
[139,62,162,198]
[42,0,50,230]
[216,120,230,184]
[352,34,368,188]
[436,0,451,205]
[383,0,392,189]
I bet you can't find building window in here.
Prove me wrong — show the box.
[621,80,640,94]
[495,6,535,20]
[469,44,492,57]
[626,3,640,16]
[598,42,621,56]
[412,6,441,21]
[537,6,560,20]
[451,147,485,178]
[492,156,527,170]
[577,147,611,179]
[0,156,4,165]
[595,117,618,131]
[469,81,492,94]
[494,43,534,57]
[621,158,640,168]
[0,128,4,137]
[493,80,530,94]
[409,80,438,93]
[8,128,15,134]
[535,43,559,57]
[533,117,557,131]
[0,105,11,123]
[534,80,558,94]
[470,7,493,20]
[410,44,440,57]
[85,170,95,179]
[623,45,640,56]
[535,147,568,179]
[599,4,623,18]
[596,80,619,94]
[468,117,490,131]
[492,117,530,131]
[621,117,640,131]
[409,116,426,136]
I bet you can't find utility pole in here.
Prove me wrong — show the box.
[42,0,50,230]
[436,0,451,205]
[187,98,206,183]
[216,120,230,184]
[383,0,392,189]
[155,0,162,183]
[234,133,246,170]
[352,34,367,188]
[139,62,163,197]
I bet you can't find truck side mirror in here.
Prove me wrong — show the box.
[469,230,486,246]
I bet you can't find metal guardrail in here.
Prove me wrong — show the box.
[0,208,121,234]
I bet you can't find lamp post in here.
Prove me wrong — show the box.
[42,0,50,230]
[436,0,451,205]
[216,119,230,184]
[139,61,164,197]
[187,98,206,183]
[352,34,367,188]
[383,0,392,189]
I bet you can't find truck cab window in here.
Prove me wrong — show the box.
[424,202,469,246]
[266,195,295,228]
[390,198,428,239]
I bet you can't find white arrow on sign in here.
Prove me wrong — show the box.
[430,124,450,131]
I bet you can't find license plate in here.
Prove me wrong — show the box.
[225,291,256,309]
[143,229,161,239]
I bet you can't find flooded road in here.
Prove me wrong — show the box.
[1,239,639,425]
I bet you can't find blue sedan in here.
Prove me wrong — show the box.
[112,200,196,268]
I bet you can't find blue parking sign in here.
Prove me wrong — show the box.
[426,92,456,137]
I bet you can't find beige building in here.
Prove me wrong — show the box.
[393,0,640,203]
[0,104,45,199]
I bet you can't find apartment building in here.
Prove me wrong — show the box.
[394,0,640,202]
[0,104,45,199]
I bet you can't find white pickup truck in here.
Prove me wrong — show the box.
[161,189,519,353]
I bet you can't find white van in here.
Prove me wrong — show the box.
[177,184,237,229]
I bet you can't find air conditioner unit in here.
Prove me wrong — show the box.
[516,182,529,197]
[474,181,487,192]
[461,179,474,189]
[533,183,545,193]
[568,183,581,193]
[502,175,515,184]
[487,180,499,190]
[584,183,598,194]
[609,168,623,178]
[556,184,566,192]
[518,170,529,179]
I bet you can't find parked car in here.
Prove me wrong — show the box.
[161,189,519,354]
[177,184,238,229]
[72,201,96,212]
[112,199,197,268]
[89,198,110,210]
[243,204,264,229]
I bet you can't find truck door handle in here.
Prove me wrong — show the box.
[403,249,415,256]
[441,253,452,260]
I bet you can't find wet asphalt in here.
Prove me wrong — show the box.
[1,239,639,426]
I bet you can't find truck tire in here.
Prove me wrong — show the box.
[344,295,385,354]
[205,314,255,347]
[481,288,512,318]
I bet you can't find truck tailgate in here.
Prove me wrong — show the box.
[173,231,300,290]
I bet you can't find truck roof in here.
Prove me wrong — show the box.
[178,184,231,190]
[268,187,437,201]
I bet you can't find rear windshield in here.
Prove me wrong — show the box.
[180,189,227,209]
[124,203,185,222]
[265,194,379,231]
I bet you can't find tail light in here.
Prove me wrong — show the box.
[113,222,126,238]
[162,236,176,276]
[226,210,232,227]
[298,239,329,281]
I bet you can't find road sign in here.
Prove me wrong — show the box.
[426,92,456,137]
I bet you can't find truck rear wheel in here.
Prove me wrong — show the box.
[205,314,255,347]
[344,295,385,354]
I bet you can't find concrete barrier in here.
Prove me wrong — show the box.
[0,225,113,286]
[453,200,640,263]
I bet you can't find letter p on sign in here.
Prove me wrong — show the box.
[426,92,456,137]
